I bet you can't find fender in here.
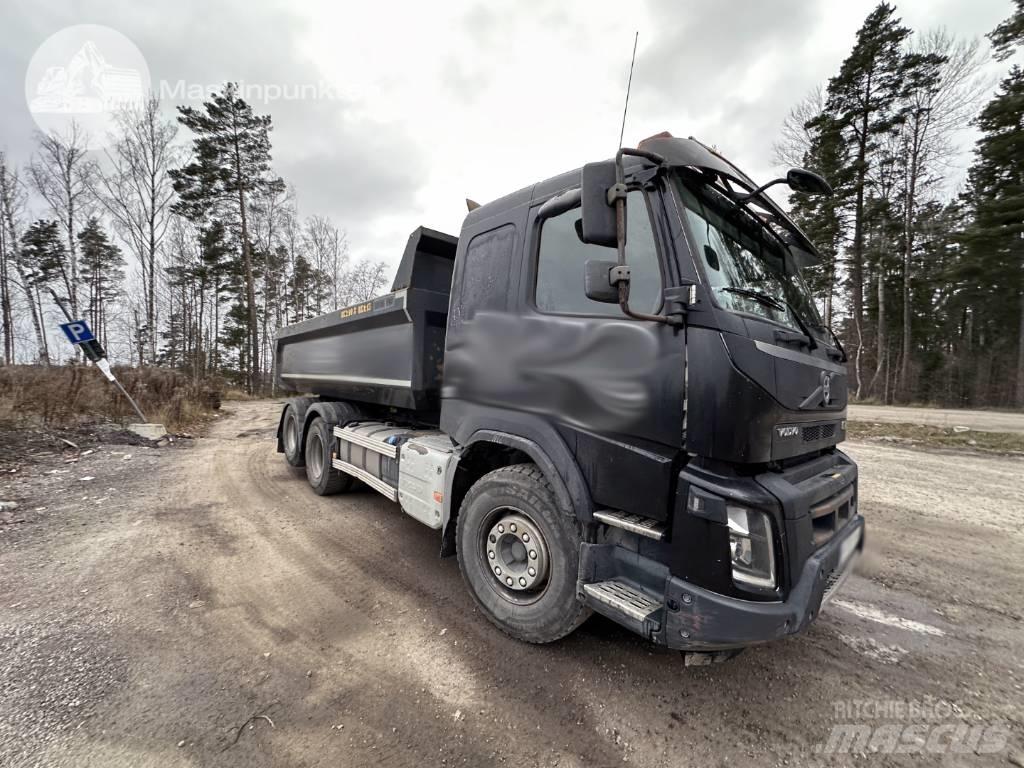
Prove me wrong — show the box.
[276,396,315,453]
[278,398,364,456]
[440,427,594,547]
[302,400,364,440]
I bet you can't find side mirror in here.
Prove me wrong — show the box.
[580,161,619,247]
[786,168,833,197]
[584,259,621,303]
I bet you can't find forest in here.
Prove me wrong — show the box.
[776,0,1023,407]
[0,0,1021,407]
[0,84,389,394]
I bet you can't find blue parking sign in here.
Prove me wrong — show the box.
[60,320,95,344]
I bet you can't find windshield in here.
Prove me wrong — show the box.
[673,171,827,342]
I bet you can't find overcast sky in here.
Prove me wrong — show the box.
[1,0,1013,275]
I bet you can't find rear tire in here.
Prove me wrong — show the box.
[282,404,304,467]
[456,463,590,643]
[304,417,354,495]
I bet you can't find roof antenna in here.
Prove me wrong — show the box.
[618,31,639,149]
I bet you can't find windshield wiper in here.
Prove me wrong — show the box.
[811,322,847,362]
[720,287,818,351]
[719,286,785,311]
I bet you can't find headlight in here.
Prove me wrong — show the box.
[727,506,776,589]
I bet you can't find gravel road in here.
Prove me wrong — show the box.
[1,401,1022,767]
[849,404,1024,434]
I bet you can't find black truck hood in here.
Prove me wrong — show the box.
[684,327,848,465]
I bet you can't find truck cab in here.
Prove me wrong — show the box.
[276,134,862,658]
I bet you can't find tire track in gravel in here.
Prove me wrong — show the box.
[25,400,1019,768]
[170,410,629,767]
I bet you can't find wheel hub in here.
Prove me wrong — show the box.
[308,433,323,479]
[485,511,549,591]
[284,417,297,453]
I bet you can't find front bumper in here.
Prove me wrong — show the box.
[661,514,864,650]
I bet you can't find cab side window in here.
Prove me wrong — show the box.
[535,191,661,315]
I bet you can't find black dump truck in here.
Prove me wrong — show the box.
[275,133,863,660]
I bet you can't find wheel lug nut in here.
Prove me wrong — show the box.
[506,577,513,586]
[519,577,527,587]
[495,567,502,576]
[497,525,504,533]
[509,523,517,533]
[489,534,496,543]
[522,533,530,542]
[528,567,536,577]
[488,550,495,559]
[529,550,537,560]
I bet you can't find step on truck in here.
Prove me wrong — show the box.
[275,133,863,660]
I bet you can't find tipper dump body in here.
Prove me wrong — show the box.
[274,227,456,415]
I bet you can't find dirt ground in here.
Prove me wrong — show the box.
[848,404,1024,434]
[1,401,1022,767]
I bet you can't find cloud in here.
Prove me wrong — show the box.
[630,0,827,182]
[2,0,427,267]
[1,0,1013,275]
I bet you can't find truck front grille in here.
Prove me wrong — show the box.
[810,485,855,548]
[803,423,836,442]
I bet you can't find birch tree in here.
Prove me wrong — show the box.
[28,122,95,315]
[92,97,180,363]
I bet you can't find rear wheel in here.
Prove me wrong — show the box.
[304,417,354,495]
[282,405,304,467]
[456,463,589,643]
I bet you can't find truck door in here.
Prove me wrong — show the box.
[519,185,685,521]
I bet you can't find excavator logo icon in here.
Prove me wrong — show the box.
[24,25,150,149]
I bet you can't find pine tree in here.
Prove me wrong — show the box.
[815,2,915,398]
[788,113,848,328]
[960,76,1024,403]
[199,220,237,373]
[989,0,1024,60]
[170,83,285,393]
[21,219,68,360]
[77,217,125,348]
[21,220,67,297]
[287,252,320,323]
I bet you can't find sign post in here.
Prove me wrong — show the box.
[51,291,148,423]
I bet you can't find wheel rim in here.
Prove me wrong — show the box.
[284,415,297,454]
[308,432,324,480]
[483,508,550,596]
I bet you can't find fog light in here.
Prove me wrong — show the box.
[727,506,776,589]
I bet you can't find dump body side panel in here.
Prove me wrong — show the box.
[274,228,456,415]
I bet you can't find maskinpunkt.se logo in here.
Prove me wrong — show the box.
[24,25,151,149]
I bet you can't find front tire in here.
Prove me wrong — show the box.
[304,417,354,495]
[456,463,590,643]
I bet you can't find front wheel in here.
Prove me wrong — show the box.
[456,463,590,643]
[304,417,354,495]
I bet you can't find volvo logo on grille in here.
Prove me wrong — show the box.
[822,372,832,405]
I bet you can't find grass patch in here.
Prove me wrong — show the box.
[0,364,222,433]
[222,387,263,401]
[848,420,1024,455]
